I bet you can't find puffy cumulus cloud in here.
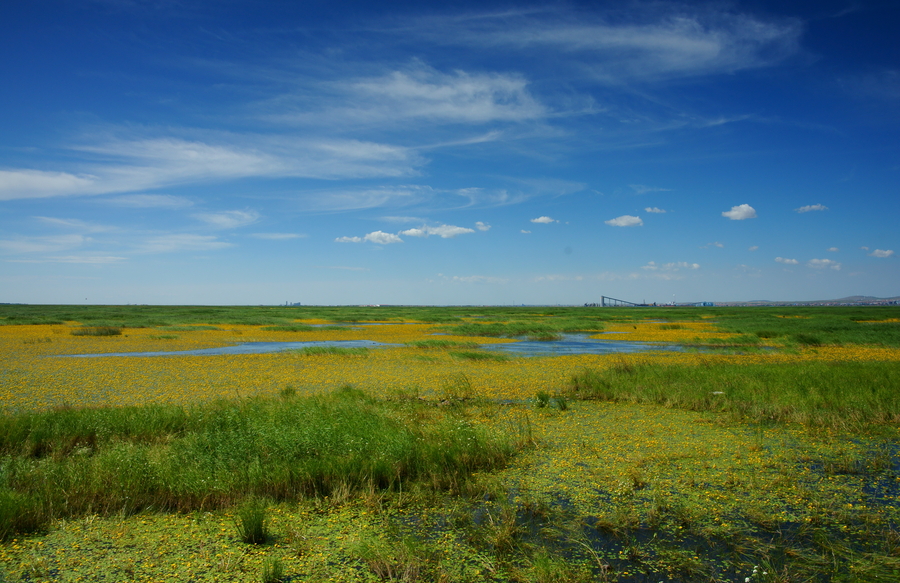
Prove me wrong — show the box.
[808,258,841,270]
[531,216,558,224]
[869,249,895,258]
[605,215,643,227]
[194,210,260,229]
[364,231,403,244]
[642,261,699,271]
[775,257,798,264]
[475,221,491,231]
[722,204,757,220]
[400,224,475,238]
[644,207,666,213]
[796,204,828,213]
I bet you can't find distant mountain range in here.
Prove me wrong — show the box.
[717,296,899,306]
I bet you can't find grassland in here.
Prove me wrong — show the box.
[1,305,899,582]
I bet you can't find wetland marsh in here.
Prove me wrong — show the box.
[1,305,899,582]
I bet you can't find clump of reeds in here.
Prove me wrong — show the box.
[71,326,122,336]
[0,387,527,539]
[564,360,900,430]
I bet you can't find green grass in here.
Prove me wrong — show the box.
[0,387,528,539]
[565,359,900,430]
[405,339,479,349]
[284,346,370,356]
[71,326,122,337]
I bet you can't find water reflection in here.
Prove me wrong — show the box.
[482,333,684,357]
[63,340,393,358]
[61,333,688,358]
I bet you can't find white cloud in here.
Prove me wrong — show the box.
[631,185,671,194]
[644,207,666,213]
[349,66,547,124]
[748,246,759,251]
[194,210,261,229]
[605,215,643,227]
[722,204,757,220]
[1,135,424,203]
[828,247,839,252]
[380,216,427,224]
[450,275,509,284]
[139,234,232,253]
[521,230,531,234]
[400,224,475,238]
[642,261,699,271]
[775,257,798,264]
[808,258,841,270]
[795,204,828,213]
[475,221,491,231]
[364,231,403,244]
[103,194,193,208]
[0,235,88,254]
[35,217,117,233]
[0,169,98,200]
[335,236,363,243]
[416,9,802,83]
[251,233,305,240]
[8,255,127,264]
[531,216,558,224]
[869,249,895,258]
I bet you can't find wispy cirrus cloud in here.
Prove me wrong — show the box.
[642,261,699,271]
[250,233,306,240]
[138,234,232,253]
[410,7,802,83]
[194,210,261,229]
[631,184,671,195]
[101,194,193,208]
[795,204,828,213]
[775,257,798,264]
[0,135,425,203]
[8,255,127,264]
[0,234,88,254]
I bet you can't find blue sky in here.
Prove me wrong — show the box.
[1,0,897,305]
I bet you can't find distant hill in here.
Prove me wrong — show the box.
[719,296,899,306]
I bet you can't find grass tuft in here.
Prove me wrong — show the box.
[71,326,122,337]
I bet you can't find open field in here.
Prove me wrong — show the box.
[1,305,899,582]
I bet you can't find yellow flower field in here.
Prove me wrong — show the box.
[2,319,899,412]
